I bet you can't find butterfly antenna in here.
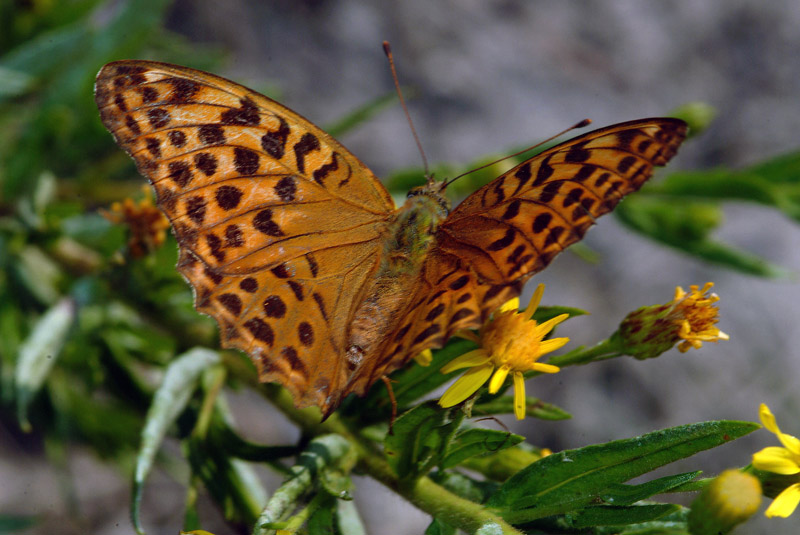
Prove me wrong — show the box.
[383,41,431,182]
[443,118,593,188]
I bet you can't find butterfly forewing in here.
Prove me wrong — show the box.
[437,118,688,284]
[95,60,396,409]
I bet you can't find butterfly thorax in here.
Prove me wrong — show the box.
[345,185,450,377]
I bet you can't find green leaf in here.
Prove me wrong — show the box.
[324,91,398,138]
[487,420,758,523]
[185,436,265,529]
[132,348,220,535]
[384,401,462,479]
[425,518,457,535]
[651,151,800,222]
[307,502,335,535]
[565,504,680,528]
[208,420,297,467]
[616,196,787,277]
[601,471,701,506]
[14,298,76,431]
[0,514,37,533]
[442,428,524,469]
[532,305,589,323]
[472,396,572,421]
[432,470,500,503]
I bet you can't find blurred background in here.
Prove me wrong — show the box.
[1,0,799,534]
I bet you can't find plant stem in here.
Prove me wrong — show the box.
[261,384,524,535]
[548,336,622,367]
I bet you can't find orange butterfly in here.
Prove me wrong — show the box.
[95,61,687,416]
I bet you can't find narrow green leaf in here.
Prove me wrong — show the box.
[533,305,589,323]
[616,197,787,277]
[324,91,398,138]
[132,348,220,535]
[487,420,758,523]
[0,514,37,532]
[566,504,679,528]
[442,428,524,469]
[433,471,500,503]
[384,401,461,479]
[208,421,297,466]
[308,502,335,535]
[601,472,702,506]
[15,246,63,305]
[15,298,75,431]
[594,508,691,534]
[425,518,457,535]
[0,66,34,98]
[472,396,571,420]
[185,437,265,528]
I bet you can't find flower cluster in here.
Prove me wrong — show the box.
[103,187,170,258]
[619,282,728,360]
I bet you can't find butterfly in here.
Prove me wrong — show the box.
[95,60,687,416]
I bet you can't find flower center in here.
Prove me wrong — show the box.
[482,312,544,372]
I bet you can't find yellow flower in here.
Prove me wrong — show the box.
[102,186,170,258]
[752,403,800,518]
[618,282,729,360]
[438,284,568,420]
[673,283,729,352]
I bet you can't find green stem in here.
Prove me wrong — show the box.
[548,335,623,367]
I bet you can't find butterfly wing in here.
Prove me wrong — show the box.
[95,60,396,410]
[356,118,688,386]
[437,118,688,283]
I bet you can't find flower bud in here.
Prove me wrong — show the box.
[688,470,762,535]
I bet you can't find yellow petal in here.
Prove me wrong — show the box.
[488,365,510,394]
[499,298,520,314]
[752,446,800,475]
[765,483,800,518]
[414,349,433,367]
[521,284,545,321]
[438,364,494,407]
[538,336,570,356]
[535,313,570,337]
[531,362,561,374]
[778,431,800,456]
[759,403,780,434]
[440,350,490,374]
[759,403,800,455]
[513,372,526,420]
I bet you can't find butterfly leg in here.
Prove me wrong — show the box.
[380,375,398,435]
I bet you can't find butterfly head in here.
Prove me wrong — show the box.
[406,180,451,218]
